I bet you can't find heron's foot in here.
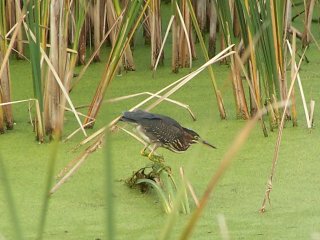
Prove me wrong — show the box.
[148,153,164,163]
[140,150,149,157]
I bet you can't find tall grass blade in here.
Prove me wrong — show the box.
[0,155,23,240]
[71,11,123,90]
[36,140,59,239]
[24,0,43,112]
[104,132,115,239]
[187,0,226,119]
[179,103,279,239]
[216,0,249,119]
[84,0,150,127]
[23,21,87,137]
[23,0,44,140]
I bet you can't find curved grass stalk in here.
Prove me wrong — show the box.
[136,178,172,213]
[308,28,320,50]
[159,167,199,240]
[217,214,230,240]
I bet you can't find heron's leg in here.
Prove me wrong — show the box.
[140,144,149,157]
[148,143,164,162]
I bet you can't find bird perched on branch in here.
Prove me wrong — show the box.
[119,109,216,161]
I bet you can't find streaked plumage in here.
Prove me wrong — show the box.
[119,109,216,160]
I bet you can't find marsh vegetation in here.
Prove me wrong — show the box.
[0,0,320,239]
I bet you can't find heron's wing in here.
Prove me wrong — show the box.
[121,109,183,129]
[141,118,184,144]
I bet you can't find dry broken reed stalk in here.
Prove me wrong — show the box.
[179,100,288,240]
[23,21,87,138]
[302,0,316,47]
[2,1,315,140]
[79,44,234,150]
[0,0,27,132]
[260,42,307,213]
[149,0,164,68]
[146,45,235,111]
[50,46,234,193]
[49,136,103,195]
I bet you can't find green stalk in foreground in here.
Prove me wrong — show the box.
[186,0,226,119]
[84,0,150,127]
[179,106,269,240]
[105,132,114,239]
[0,156,23,240]
[24,0,44,141]
[36,140,59,239]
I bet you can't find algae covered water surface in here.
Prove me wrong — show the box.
[1,39,320,240]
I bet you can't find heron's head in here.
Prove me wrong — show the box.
[183,128,216,149]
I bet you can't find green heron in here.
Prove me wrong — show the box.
[119,109,216,161]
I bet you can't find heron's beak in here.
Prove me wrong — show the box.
[198,139,216,149]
